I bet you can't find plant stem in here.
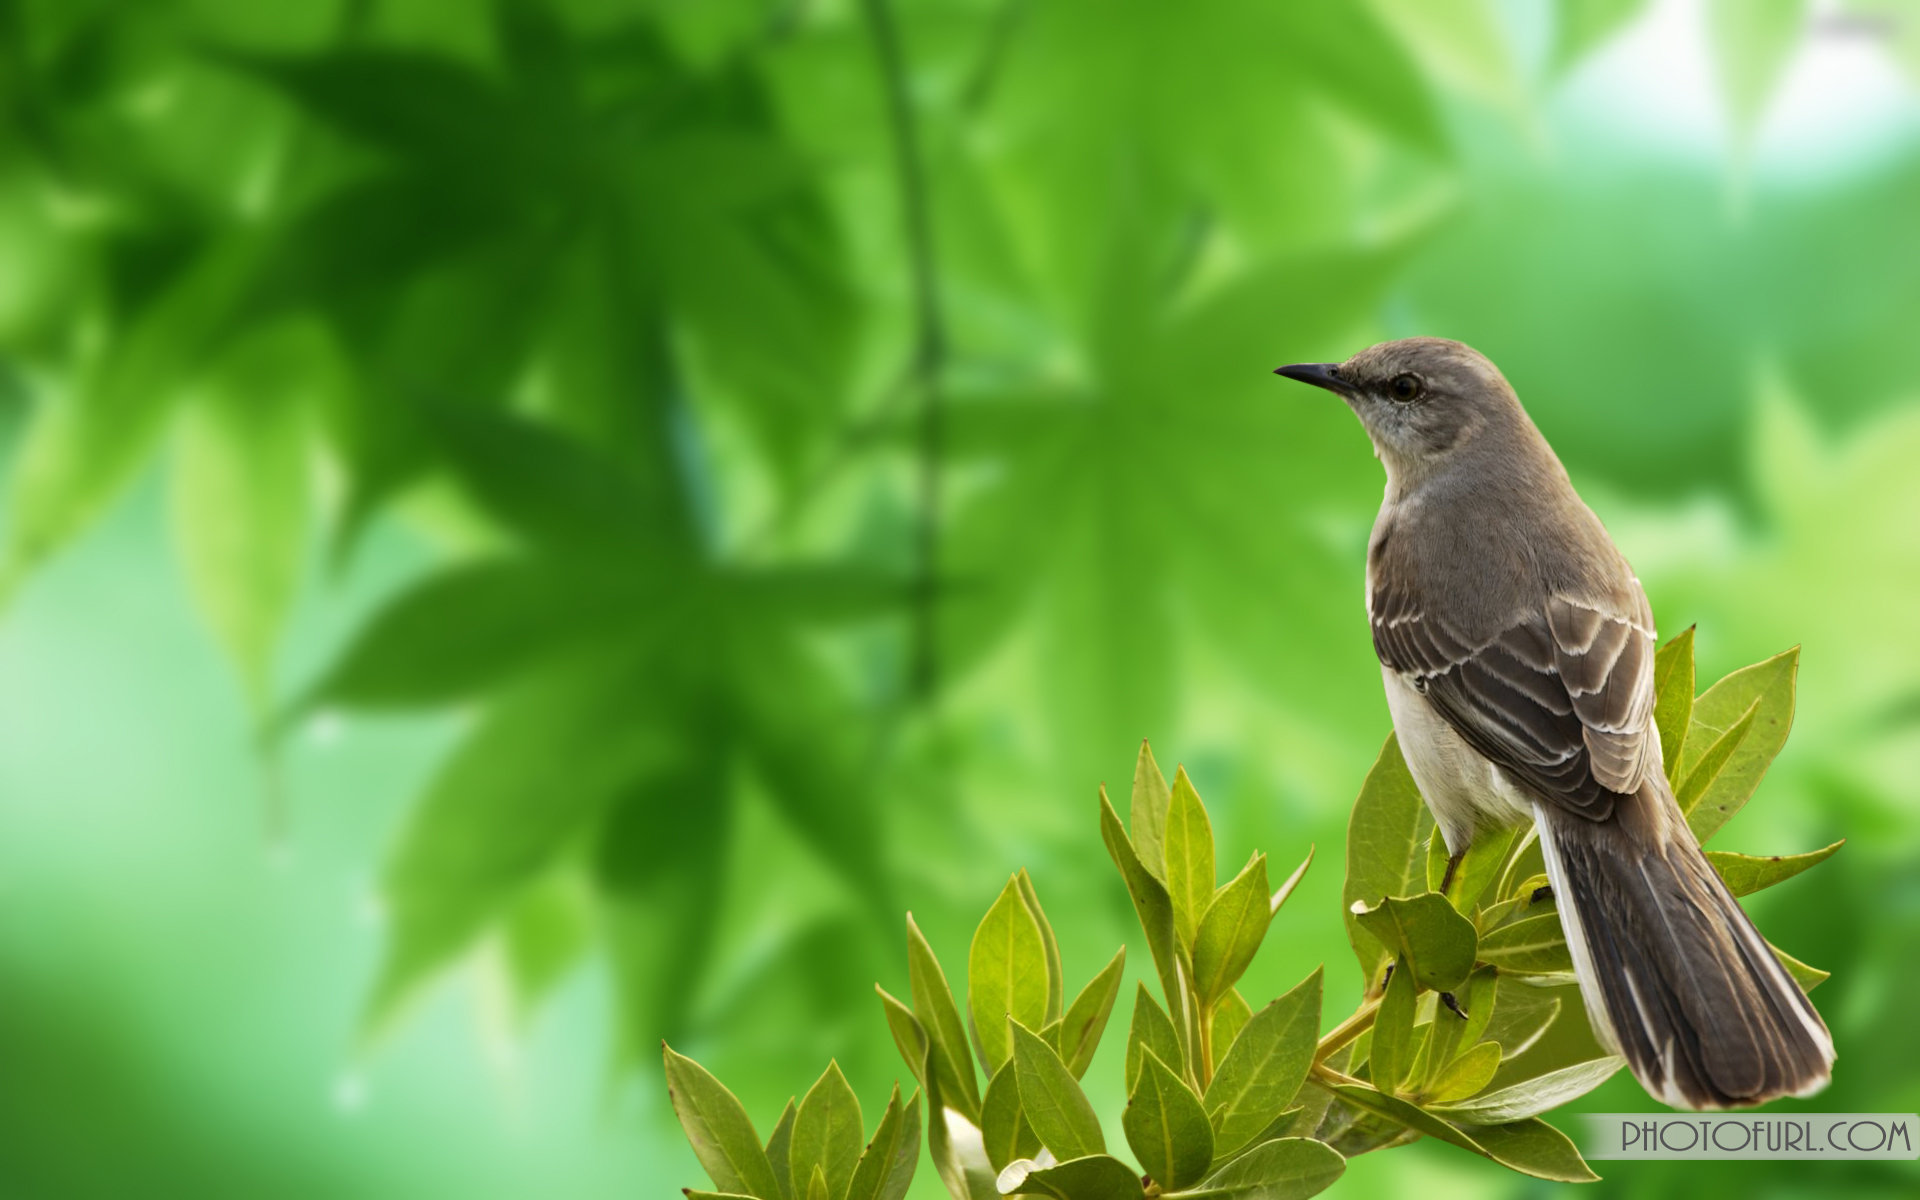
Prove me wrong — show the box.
[859,0,947,704]
[1197,1003,1215,1092]
[1314,996,1382,1065]
[1308,1061,1370,1090]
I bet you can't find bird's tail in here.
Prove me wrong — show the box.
[1533,777,1834,1110]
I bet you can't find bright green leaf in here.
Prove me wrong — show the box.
[1166,766,1217,950]
[875,985,929,1091]
[1212,989,1254,1076]
[1101,787,1191,1066]
[969,876,1052,1073]
[1772,942,1830,991]
[662,1044,783,1200]
[1323,1085,1598,1182]
[804,1165,828,1200]
[1653,625,1696,781]
[766,1098,797,1200]
[1706,839,1843,897]
[1350,893,1477,992]
[1132,740,1174,882]
[1422,1041,1501,1104]
[1678,647,1799,843]
[1022,1154,1147,1199]
[1270,845,1314,916]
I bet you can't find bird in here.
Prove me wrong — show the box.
[1274,337,1832,1111]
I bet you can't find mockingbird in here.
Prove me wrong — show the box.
[1276,337,1832,1110]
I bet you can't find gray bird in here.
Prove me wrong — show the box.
[1276,337,1833,1110]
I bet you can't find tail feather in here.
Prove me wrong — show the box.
[1533,778,1833,1110]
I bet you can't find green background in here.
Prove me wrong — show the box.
[1,0,1916,1196]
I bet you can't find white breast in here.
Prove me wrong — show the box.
[1380,666,1534,855]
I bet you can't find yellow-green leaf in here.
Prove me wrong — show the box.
[1188,1136,1345,1198]
[1369,957,1418,1096]
[1131,740,1173,882]
[1653,625,1696,781]
[969,876,1051,1073]
[1271,844,1314,916]
[1351,892,1477,992]
[1205,968,1323,1158]
[980,1061,1040,1174]
[1015,868,1066,1023]
[1010,1020,1105,1161]
[845,1084,920,1200]
[907,914,982,1121]
[1165,766,1216,950]
[1123,1049,1214,1191]
[1193,853,1271,1004]
[1423,1040,1502,1104]
[1211,988,1253,1075]
[663,1044,783,1200]
[1772,942,1830,991]
[1058,946,1126,1079]
[791,1061,862,1200]
[1127,983,1186,1092]
[1343,734,1436,989]
[1678,647,1799,843]
[1706,839,1843,897]
[1475,911,1573,975]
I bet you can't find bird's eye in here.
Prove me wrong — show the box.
[1388,373,1423,403]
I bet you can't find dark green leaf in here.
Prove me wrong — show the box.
[1132,740,1174,882]
[1204,968,1323,1158]
[980,1059,1042,1174]
[845,1084,920,1200]
[791,1061,862,1200]
[1194,853,1271,1004]
[1474,912,1573,975]
[1128,983,1187,1092]
[1212,989,1254,1076]
[1022,1154,1147,1199]
[969,875,1052,1073]
[1705,839,1843,897]
[1059,946,1127,1079]
[1653,625,1696,781]
[1016,869,1067,1023]
[907,914,982,1122]
[1368,958,1417,1097]
[1184,1136,1346,1199]
[1342,734,1436,988]
[1350,893,1477,992]
[662,1044,783,1200]
[1165,766,1217,950]
[1432,1057,1624,1124]
[1323,1085,1598,1182]
[1010,1020,1106,1162]
[1124,1049,1214,1190]
[1678,647,1799,843]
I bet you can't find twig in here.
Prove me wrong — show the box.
[1315,996,1381,1064]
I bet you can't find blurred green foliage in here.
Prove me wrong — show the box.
[2,0,1919,1197]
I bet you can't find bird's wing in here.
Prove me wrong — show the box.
[1371,579,1657,822]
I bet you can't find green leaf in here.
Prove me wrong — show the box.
[1705,839,1844,897]
[1772,942,1830,991]
[1676,696,1762,825]
[1128,983,1188,1092]
[1166,766,1217,950]
[981,1059,1040,1174]
[1132,740,1174,882]
[1205,968,1323,1158]
[924,1047,998,1200]
[1368,958,1418,1097]
[1422,966,1492,1090]
[1125,1049,1214,1190]
[1184,1136,1346,1199]
[1474,912,1573,975]
[907,914,982,1122]
[875,985,929,1090]
[1101,787,1192,1066]
[1421,1041,1501,1104]
[1016,869,1067,1024]
[684,1193,760,1199]
[1010,1020,1106,1162]
[1350,893,1477,992]
[1432,1057,1625,1124]
[1323,1085,1598,1182]
[1427,827,1518,915]
[845,1084,920,1200]
[804,1165,828,1200]
[1211,989,1254,1076]
[792,1062,862,1200]
[170,327,314,708]
[1678,647,1799,843]
[1480,985,1561,1063]
[662,1044,784,1200]
[1342,734,1436,989]
[1194,854,1272,1004]
[766,1099,797,1200]
[969,876,1052,1073]
[1022,1154,1147,1199]
[1653,626,1696,781]
[1059,946,1127,1079]
[1270,845,1314,916]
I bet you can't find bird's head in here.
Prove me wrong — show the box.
[1275,337,1527,486]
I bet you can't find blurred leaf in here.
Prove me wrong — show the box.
[662,1044,783,1200]
[1432,1057,1624,1125]
[1193,853,1270,1005]
[1551,0,1651,76]
[1677,647,1798,844]
[1185,1136,1345,1198]
[1211,989,1253,1077]
[1204,968,1322,1159]
[1125,1048,1213,1190]
[1010,1020,1105,1161]
[1706,0,1808,139]
[845,1084,919,1200]
[1342,735,1435,990]
[1165,767,1216,952]
[1475,913,1574,976]
[1653,626,1696,781]
[969,875,1051,1074]
[1369,958,1417,1097]
[906,914,982,1123]
[1058,946,1126,1079]
[766,1099,797,1200]
[1269,845,1313,917]
[1706,839,1843,897]
[1128,983,1187,1093]
[1021,1154,1146,1199]
[1772,943,1830,992]
[791,1061,862,1200]
[1351,894,1476,993]
[1132,740,1174,882]
[1015,869,1067,1024]
[980,1059,1041,1174]
[1421,1041,1501,1104]
[498,871,591,1026]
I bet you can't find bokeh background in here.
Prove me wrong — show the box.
[1,0,1917,1196]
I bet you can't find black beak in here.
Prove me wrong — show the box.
[1273,362,1349,394]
